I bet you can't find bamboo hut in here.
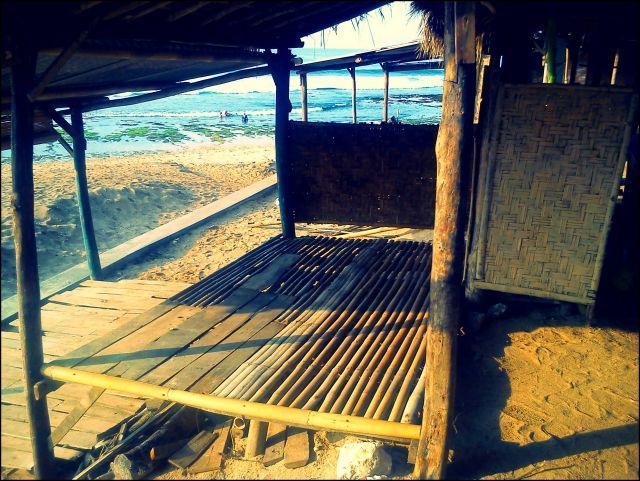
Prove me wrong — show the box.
[1,1,638,479]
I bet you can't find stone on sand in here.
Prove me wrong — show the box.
[336,439,392,479]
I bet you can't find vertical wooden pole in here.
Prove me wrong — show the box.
[563,46,571,84]
[9,39,56,479]
[544,18,557,84]
[300,73,308,122]
[245,420,268,458]
[383,68,389,122]
[71,107,102,280]
[273,48,295,238]
[348,66,357,123]
[414,1,475,479]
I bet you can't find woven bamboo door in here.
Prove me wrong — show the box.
[471,84,637,305]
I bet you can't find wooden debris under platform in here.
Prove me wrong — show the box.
[35,235,432,477]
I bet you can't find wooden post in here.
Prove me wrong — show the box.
[300,73,308,121]
[414,1,475,479]
[273,48,295,238]
[383,68,389,122]
[348,66,357,123]
[70,107,102,279]
[9,39,56,479]
[544,18,557,83]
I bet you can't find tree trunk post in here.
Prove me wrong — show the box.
[383,68,389,122]
[348,66,357,123]
[300,73,308,121]
[9,39,57,479]
[414,1,475,479]
[273,48,295,238]
[70,107,102,280]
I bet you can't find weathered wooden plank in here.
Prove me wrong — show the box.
[168,430,218,471]
[1,436,83,463]
[262,423,287,467]
[139,292,277,386]
[58,429,98,450]
[284,427,311,469]
[47,302,180,369]
[50,386,105,445]
[73,306,201,374]
[187,420,231,474]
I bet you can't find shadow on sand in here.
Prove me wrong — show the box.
[448,300,638,479]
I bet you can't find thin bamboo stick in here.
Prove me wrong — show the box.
[249,241,406,404]
[400,369,426,424]
[269,242,413,408]
[389,336,427,422]
[368,296,430,418]
[311,245,426,412]
[340,269,429,416]
[228,245,383,401]
[365,258,432,418]
[212,242,381,397]
[321,248,431,415]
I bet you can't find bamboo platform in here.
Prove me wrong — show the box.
[6,235,432,474]
[47,235,429,427]
[1,279,191,473]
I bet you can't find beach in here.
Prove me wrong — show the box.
[1,138,276,300]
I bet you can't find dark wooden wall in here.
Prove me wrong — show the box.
[288,121,438,228]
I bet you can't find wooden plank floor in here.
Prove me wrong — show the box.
[1,279,191,472]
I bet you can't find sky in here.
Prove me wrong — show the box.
[301,2,421,50]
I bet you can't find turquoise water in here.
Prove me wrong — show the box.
[2,48,444,162]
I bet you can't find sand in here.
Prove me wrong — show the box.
[0,138,275,299]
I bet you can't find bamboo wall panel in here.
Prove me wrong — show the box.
[474,84,636,303]
[288,122,438,228]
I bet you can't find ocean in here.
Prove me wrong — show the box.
[2,48,444,162]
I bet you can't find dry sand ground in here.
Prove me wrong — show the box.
[1,141,637,479]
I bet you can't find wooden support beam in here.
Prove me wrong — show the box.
[414,2,475,479]
[9,38,56,479]
[166,1,209,22]
[79,65,272,113]
[382,68,389,122]
[125,1,171,21]
[45,106,75,137]
[348,66,357,123]
[55,132,74,156]
[70,107,102,280]
[102,1,149,21]
[200,2,253,26]
[272,48,295,238]
[300,73,308,122]
[28,17,101,102]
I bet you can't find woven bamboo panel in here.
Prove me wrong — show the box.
[288,121,438,228]
[475,84,636,303]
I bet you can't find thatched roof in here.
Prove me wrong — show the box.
[1,1,387,109]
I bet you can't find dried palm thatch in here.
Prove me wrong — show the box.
[410,1,495,58]
[410,1,445,58]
